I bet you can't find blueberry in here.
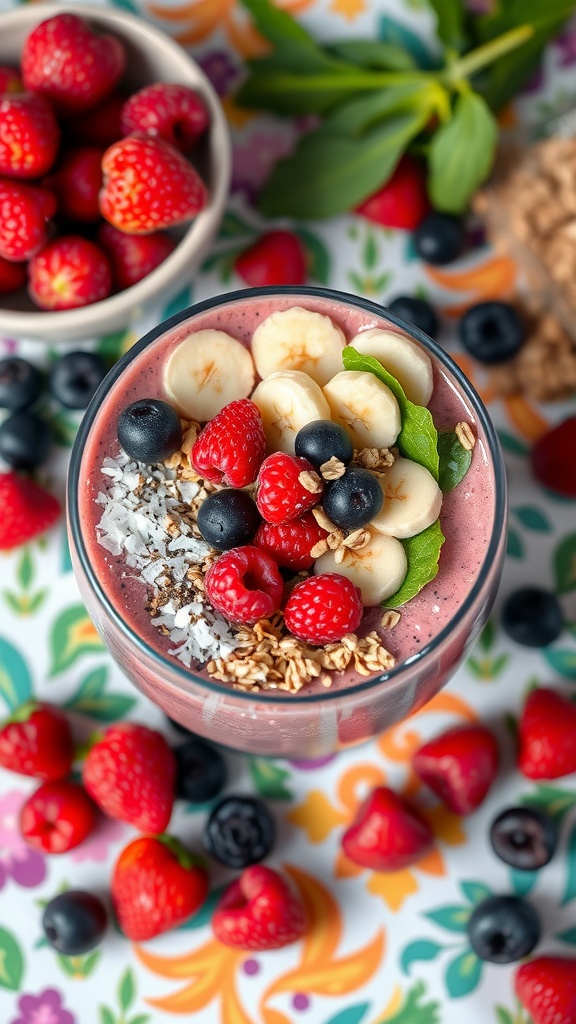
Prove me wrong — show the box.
[0,357,42,411]
[197,489,261,550]
[502,587,564,648]
[490,806,558,871]
[413,212,465,265]
[388,296,438,338]
[204,796,275,868]
[175,737,227,803]
[166,715,192,735]
[323,467,383,530]
[294,420,354,469]
[42,890,107,955]
[459,302,525,364]
[0,411,51,469]
[466,895,540,964]
[50,351,108,409]
[117,399,182,464]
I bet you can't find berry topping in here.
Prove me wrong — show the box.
[0,473,61,551]
[50,351,108,410]
[490,806,558,871]
[205,545,284,626]
[256,452,324,525]
[502,587,564,647]
[235,230,307,287]
[355,155,430,230]
[0,411,51,470]
[117,398,182,464]
[0,358,42,412]
[0,255,27,295]
[0,91,60,180]
[342,786,434,872]
[284,573,363,644]
[255,511,329,572]
[459,301,525,364]
[97,223,175,290]
[43,146,104,223]
[518,688,576,780]
[0,701,73,780]
[174,737,227,804]
[413,212,465,265]
[294,419,353,469]
[120,83,209,152]
[322,466,384,530]
[412,724,500,815]
[388,295,438,338]
[466,895,541,964]
[204,796,275,868]
[43,891,108,956]
[20,781,97,855]
[531,417,576,498]
[212,865,307,951]
[515,956,576,1024]
[29,236,112,311]
[67,91,125,148]
[192,399,266,487]
[196,488,261,550]
[0,178,57,261]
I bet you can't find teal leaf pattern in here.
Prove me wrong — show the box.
[401,939,445,974]
[248,757,293,800]
[119,967,135,1013]
[497,431,529,457]
[445,948,482,999]
[322,1004,370,1024]
[425,906,471,932]
[557,926,576,945]
[0,926,24,991]
[0,637,33,712]
[63,667,136,722]
[513,506,552,532]
[48,605,103,676]
[554,533,576,594]
[178,886,227,929]
[506,527,524,559]
[510,868,538,898]
[460,881,492,906]
[162,286,193,320]
[542,648,576,679]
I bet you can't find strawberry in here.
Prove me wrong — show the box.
[97,222,175,290]
[99,134,207,234]
[342,786,434,871]
[413,724,500,815]
[531,417,576,498]
[0,701,73,781]
[518,688,576,780]
[256,452,323,525]
[29,236,112,311]
[355,155,430,231]
[43,146,104,223]
[0,92,60,179]
[0,473,61,550]
[0,66,24,95]
[0,256,27,295]
[20,780,97,854]
[0,178,57,262]
[284,573,363,644]
[120,83,209,153]
[235,230,307,287]
[112,834,208,940]
[67,91,126,148]
[255,511,329,571]
[212,866,306,951]
[192,399,266,487]
[83,723,175,832]
[515,956,576,1024]
[21,13,125,114]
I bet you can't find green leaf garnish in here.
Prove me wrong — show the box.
[327,38,418,72]
[428,91,498,214]
[383,521,446,608]
[437,430,473,493]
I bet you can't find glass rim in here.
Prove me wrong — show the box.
[68,285,507,706]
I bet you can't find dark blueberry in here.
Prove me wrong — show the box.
[413,212,465,265]
[323,466,383,530]
[42,890,107,955]
[294,420,354,469]
[197,489,261,550]
[459,302,525,365]
[49,351,108,409]
[204,795,275,868]
[0,411,51,469]
[502,587,564,648]
[388,296,438,338]
[466,895,540,964]
[175,737,227,803]
[166,715,192,735]
[0,357,42,411]
[117,399,182,464]
[490,806,558,871]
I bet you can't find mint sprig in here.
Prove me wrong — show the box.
[384,520,446,608]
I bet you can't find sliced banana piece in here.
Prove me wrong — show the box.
[314,529,407,606]
[350,328,433,406]
[251,306,346,386]
[322,370,401,450]
[371,456,442,539]
[164,329,255,422]
[251,369,331,454]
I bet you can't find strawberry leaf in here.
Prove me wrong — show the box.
[384,520,445,608]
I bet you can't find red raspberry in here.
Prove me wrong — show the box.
[98,223,175,290]
[192,399,266,488]
[284,573,363,644]
[21,13,125,114]
[256,452,323,525]
[0,256,27,295]
[235,230,307,287]
[0,92,60,179]
[120,83,209,153]
[205,546,284,626]
[43,146,104,223]
[255,511,329,571]
[100,134,207,234]
[0,179,57,262]
[67,91,126,148]
[356,155,430,230]
[0,66,24,95]
[20,780,97,854]
[29,236,112,311]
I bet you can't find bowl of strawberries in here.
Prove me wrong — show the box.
[0,3,231,340]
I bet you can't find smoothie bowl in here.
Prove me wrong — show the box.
[68,287,507,759]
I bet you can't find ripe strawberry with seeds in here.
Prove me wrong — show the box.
[205,546,284,626]
[43,146,104,223]
[0,473,61,550]
[256,452,324,525]
[29,236,112,311]
[342,786,434,871]
[0,66,23,95]
[0,179,57,262]
[0,256,27,295]
[518,687,576,780]
[98,223,175,290]
[255,511,329,571]
[235,230,307,287]
[0,702,73,780]
[120,83,209,152]
[515,956,576,1024]
[213,866,306,951]
[20,781,97,854]
[355,155,430,230]
[413,724,500,815]
[0,92,60,179]
[192,399,266,488]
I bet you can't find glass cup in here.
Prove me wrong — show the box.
[68,286,507,759]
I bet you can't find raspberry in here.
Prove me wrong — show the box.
[284,573,363,644]
[255,512,329,571]
[0,257,27,296]
[120,83,209,153]
[205,546,283,626]
[0,92,60,180]
[0,179,57,262]
[192,399,266,488]
[256,452,323,525]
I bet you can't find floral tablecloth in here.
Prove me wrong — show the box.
[2,1,576,1022]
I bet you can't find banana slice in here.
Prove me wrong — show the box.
[164,329,256,422]
[371,456,442,539]
[322,370,401,450]
[350,328,433,406]
[251,306,346,386]
[314,529,407,606]
[251,369,331,454]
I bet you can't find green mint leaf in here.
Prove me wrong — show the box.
[437,430,472,493]
[239,0,319,52]
[342,347,439,478]
[426,0,466,52]
[474,29,551,113]
[320,82,434,137]
[327,38,417,71]
[428,91,498,213]
[383,520,445,608]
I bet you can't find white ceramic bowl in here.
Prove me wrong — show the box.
[0,3,231,341]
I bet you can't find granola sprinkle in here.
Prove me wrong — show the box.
[320,456,346,480]
[455,421,476,451]
[353,447,396,472]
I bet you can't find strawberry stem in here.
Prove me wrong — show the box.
[157,834,206,870]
